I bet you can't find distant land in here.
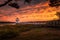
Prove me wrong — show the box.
[0,20,60,26]
[0,21,15,24]
[0,20,60,23]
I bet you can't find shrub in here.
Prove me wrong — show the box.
[0,25,19,40]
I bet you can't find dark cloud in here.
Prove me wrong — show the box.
[0,0,48,16]
[0,0,47,8]
[31,0,47,4]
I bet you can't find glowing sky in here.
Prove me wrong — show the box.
[0,0,60,22]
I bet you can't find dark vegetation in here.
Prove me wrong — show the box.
[0,0,19,9]
[49,0,60,7]
[0,22,14,23]
[24,0,32,4]
[0,0,32,9]
[0,23,60,40]
[0,0,12,7]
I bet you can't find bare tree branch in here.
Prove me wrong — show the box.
[49,0,60,7]
[0,0,12,7]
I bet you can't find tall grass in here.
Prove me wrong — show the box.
[0,24,60,40]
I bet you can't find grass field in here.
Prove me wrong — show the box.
[0,24,60,40]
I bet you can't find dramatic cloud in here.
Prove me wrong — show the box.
[0,0,59,22]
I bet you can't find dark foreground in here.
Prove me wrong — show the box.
[0,24,60,40]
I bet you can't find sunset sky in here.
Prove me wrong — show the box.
[0,0,60,22]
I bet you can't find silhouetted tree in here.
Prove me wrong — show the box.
[49,0,60,7]
[49,0,60,20]
[0,0,20,9]
[0,0,32,9]
[24,0,32,4]
[56,12,60,19]
[0,0,12,7]
[8,2,20,9]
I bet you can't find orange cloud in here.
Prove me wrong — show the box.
[0,1,59,22]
